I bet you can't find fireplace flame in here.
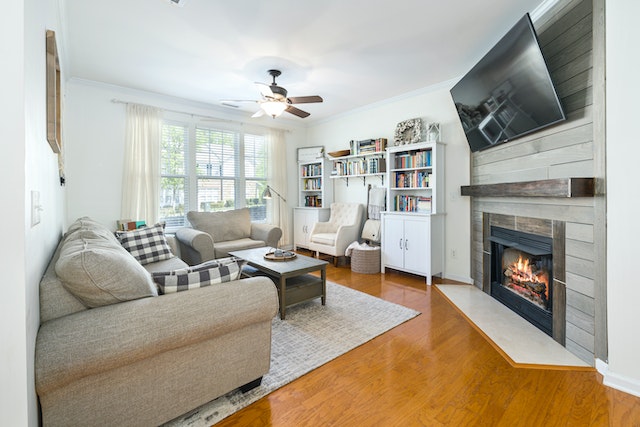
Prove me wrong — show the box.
[507,255,549,300]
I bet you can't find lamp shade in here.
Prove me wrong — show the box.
[261,101,287,118]
[262,186,272,199]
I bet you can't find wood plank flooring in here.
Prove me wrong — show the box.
[217,257,640,426]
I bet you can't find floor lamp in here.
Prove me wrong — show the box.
[262,185,286,229]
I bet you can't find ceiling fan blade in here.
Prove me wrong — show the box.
[255,82,274,98]
[285,105,310,118]
[220,100,258,109]
[220,99,259,103]
[251,109,265,118]
[287,95,323,104]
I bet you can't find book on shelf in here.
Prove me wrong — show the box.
[354,138,387,154]
[356,139,375,154]
[304,195,322,207]
[394,171,430,188]
[394,149,432,169]
[304,177,322,190]
[117,219,147,231]
[393,195,432,213]
[301,163,322,177]
[333,156,385,176]
[417,197,432,213]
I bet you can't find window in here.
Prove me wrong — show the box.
[244,133,268,221]
[160,122,188,228]
[160,121,268,229]
[195,127,238,213]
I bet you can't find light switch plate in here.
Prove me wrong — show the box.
[31,191,41,226]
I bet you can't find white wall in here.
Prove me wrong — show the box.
[65,79,307,236]
[0,3,29,425]
[604,0,640,397]
[0,0,67,424]
[304,83,472,282]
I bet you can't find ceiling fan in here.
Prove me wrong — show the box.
[221,69,323,119]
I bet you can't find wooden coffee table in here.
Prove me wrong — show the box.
[229,247,328,319]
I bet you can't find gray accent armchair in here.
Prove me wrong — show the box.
[175,208,282,265]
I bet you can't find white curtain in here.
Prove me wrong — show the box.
[267,128,289,247]
[121,104,162,225]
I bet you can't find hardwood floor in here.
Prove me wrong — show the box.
[217,259,640,426]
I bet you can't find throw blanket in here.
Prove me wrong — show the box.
[345,241,379,256]
[368,186,386,220]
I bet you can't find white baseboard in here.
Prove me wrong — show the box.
[596,358,640,398]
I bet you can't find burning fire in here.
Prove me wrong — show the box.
[504,255,550,303]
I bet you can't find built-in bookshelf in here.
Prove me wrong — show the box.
[381,141,445,285]
[298,158,332,208]
[385,141,443,214]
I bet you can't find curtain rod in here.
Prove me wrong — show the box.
[110,98,292,133]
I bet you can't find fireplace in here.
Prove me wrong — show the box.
[482,214,566,345]
[490,226,554,336]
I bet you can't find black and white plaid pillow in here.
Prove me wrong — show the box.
[116,223,173,265]
[152,261,241,294]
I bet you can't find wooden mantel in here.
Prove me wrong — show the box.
[460,177,595,198]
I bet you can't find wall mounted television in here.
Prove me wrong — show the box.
[450,13,565,153]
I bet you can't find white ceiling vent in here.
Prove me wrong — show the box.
[167,0,189,7]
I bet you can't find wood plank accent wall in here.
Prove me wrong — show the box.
[469,0,605,365]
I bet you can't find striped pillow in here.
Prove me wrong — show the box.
[152,259,242,294]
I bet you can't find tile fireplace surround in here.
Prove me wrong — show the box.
[482,213,566,345]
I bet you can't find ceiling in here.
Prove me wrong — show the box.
[61,0,549,123]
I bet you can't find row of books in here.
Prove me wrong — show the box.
[332,157,386,176]
[117,219,146,231]
[304,196,323,207]
[301,163,322,177]
[393,196,432,213]
[394,149,432,169]
[355,138,387,154]
[302,177,322,190]
[394,171,432,188]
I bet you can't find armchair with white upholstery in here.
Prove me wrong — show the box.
[308,202,364,265]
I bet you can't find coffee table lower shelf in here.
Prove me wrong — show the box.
[242,266,325,318]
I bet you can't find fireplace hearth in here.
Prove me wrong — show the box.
[490,226,553,336]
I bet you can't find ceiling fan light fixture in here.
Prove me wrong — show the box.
[223,70,322,119]
[261,101,287,118]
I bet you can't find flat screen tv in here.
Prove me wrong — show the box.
[451,13,565,152]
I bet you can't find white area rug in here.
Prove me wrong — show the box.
[436,284,589,367]
[164,281,420,426]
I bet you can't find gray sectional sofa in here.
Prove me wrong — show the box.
[176,208,282,265]
[35,217,278,426]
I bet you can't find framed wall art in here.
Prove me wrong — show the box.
[393,118,423,145]
[46,29,61,153]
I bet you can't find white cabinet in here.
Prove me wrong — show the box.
[381,213,443,285]
[293,207,330,250]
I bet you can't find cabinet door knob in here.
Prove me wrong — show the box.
[405,239,408,250]
[399,239,403,249]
